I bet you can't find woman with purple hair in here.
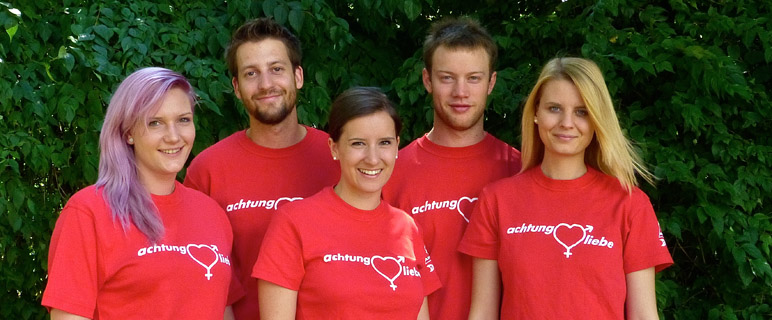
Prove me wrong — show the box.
[42,67,235,319]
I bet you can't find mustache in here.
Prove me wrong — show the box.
[251,89,284,100]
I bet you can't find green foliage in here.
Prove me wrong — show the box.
[1,0,770,318]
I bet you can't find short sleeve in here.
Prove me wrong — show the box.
[252,208,305,290]
[622,191,674,274]
[41,204,100,317]
[458,187,500,260]
[416,240,442,296]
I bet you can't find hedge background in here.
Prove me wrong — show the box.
[2,0,770,318]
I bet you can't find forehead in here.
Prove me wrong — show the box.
[431,45,490,72]
[539,79,584,104]
[235,38,291,68]
[152,88,193,115]
[340,111,396,137]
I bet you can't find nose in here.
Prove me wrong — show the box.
[364,146,379,165]
[559,112,575,128]
[452,80,469,98]
[164,123,181,143]
[257,73,273,91]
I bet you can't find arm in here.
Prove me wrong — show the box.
[416,297,430,320]
[625,267,659,320]
[468,258,501,320]
[258,279,298,320]
[50,309,90,320]
[223,305,235,320]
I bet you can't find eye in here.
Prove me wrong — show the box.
[179,116,193,123]
[351,141,365,147]
[440,75,453,82]
[379,139,392,146]
[548,106,560,113]
[148,120,162,127]
[245,71,256,78]
[272,66,284,73]
[575,109,589,117]
[469,75,481,82]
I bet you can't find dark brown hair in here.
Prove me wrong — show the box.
[225,18,302,77]
[328,87,402,142]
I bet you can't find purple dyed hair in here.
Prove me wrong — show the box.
[95,67,196,242]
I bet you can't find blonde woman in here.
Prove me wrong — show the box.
[460,57,673,319]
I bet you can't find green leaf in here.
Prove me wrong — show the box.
[403,0,421,20]
[288,8,304,32]
[5,23,17,42]
[274,5,289,25]
[93,24,114,41]
[6,208,22,232]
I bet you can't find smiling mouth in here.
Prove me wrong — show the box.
[358,168,382,176]
[161,148,183,154]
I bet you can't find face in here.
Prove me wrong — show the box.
[534,79,595,162]
[329,111,399,202]
[129,88,195,186]
[232,38,304,125]
[423,45,496,132]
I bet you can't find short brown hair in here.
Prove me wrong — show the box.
[423,17,498,75]
[225,18,302,77]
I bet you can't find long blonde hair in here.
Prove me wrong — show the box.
[520,57,654,192]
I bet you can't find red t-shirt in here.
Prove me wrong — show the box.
[382,133,521,320]
[254,187,442,319]
[184,127,339,319]
[459,166,673,319]
[42,182,233,319]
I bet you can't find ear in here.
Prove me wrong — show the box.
[422,68,432,94]
[231,77,242,100]
[487,71,497,95]
[328,137,338,160]
[294,66,304,90]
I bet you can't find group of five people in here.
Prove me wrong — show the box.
[42,16,672,320]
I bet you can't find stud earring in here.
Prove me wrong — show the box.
[396,154,398,159]
[333,156,337,160]
[128,137,134,144]
[533,118,538,124]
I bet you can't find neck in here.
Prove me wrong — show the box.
[426,122,485,148]
[333,184,381,211]
[540,154,587,180]
[247,115,307,149]
[138,173,177,195]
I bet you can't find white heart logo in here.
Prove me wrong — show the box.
[187,244,219,280]
[552,223,587,258]
[370,255,404,291]
[274,197,303,209]
[456,197,477,223]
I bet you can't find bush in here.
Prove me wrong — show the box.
[1,0,769,318]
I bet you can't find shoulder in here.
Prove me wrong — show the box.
[484,133,521,158]
[304,126,331,142]
[64,185,108,214]
[178,184,225,209]
[279,187,329,213]
[188,131,246,165]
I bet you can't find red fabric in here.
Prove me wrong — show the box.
[459,166,673,319]
[382,133,521,320]
[184,127,339,319]
[42,182,233,319]
[254,187,441,319]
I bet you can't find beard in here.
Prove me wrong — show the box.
[248,89,297,125]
